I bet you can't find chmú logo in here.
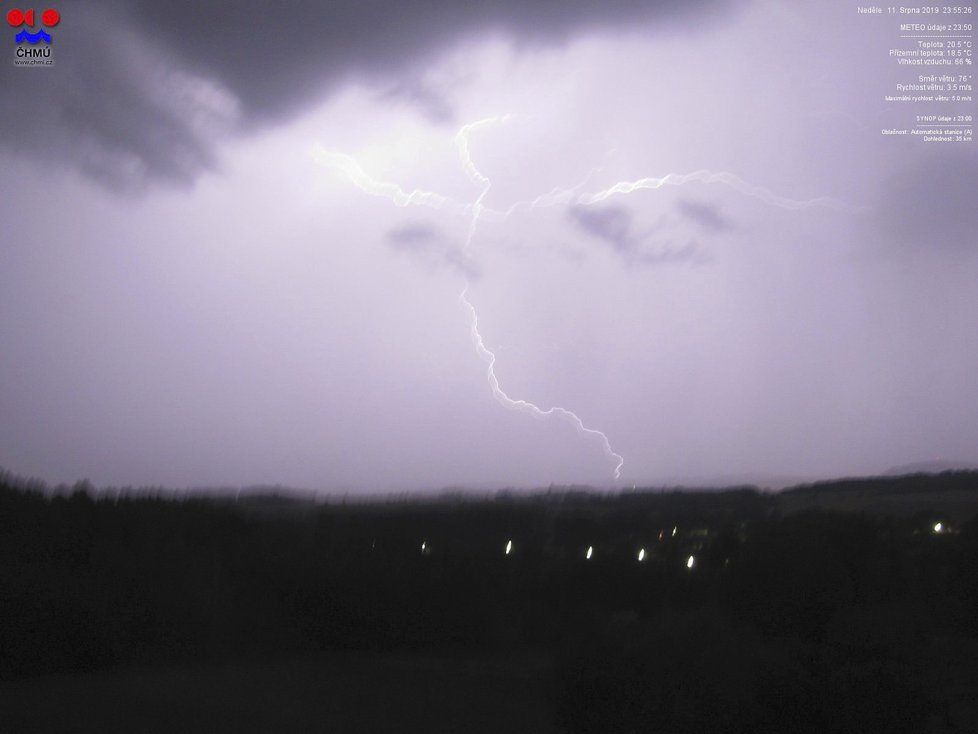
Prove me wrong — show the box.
[7,7,58,65]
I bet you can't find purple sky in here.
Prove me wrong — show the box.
[1,0,976,492]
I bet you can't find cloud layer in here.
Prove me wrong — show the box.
[0,0,733,187]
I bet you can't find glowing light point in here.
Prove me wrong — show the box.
[586,545,593,560]
[505,539,513,555]
[671,527,678,538]
[687,555,696,570]
[421,541,427,552]
[638,548,646,562]
[933,522,943,533]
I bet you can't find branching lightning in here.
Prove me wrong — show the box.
[453,116,625,480]
[453,117,505,253]
[579,170,847,211]
[458,287,625,478]
[312,117,844,483]
[311,146,461,213]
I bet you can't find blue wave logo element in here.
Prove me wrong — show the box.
[15,29,51,44]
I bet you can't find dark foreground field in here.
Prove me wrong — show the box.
[2,470,978,732]
[0,652,556,733]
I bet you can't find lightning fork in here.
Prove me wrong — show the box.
[453,116,625,480]
[311,119,849,483]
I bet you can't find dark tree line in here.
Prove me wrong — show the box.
[2,469,977,732]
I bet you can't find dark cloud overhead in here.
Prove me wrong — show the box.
[0,3,236,188]
[0,0,735,187]
[124,0,734,122]
[380,79,458,124]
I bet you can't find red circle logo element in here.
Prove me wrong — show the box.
[6,7,59,27]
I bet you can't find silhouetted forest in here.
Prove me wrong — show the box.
[2,469,977,732]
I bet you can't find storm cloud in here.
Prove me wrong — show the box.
[1,0,976,492]
[568,205,701,266]
[386,222,479,279]
[0,0,733,187]
[677,199,732,233]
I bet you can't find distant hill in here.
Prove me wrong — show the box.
[778,470,978,522]
[884,460,978,475]
[638,473,820,491]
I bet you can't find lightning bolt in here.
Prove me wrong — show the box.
[310,146,463,213]
[458,288,625,479]
[312,118,846,483]
[579,170,847,211]
[453,116,625,480]
[453,117,505,253]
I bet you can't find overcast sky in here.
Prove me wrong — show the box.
[1,0,976,492]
